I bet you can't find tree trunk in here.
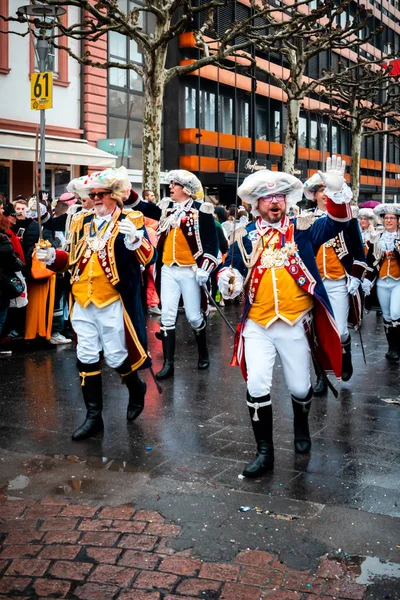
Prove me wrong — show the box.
[282,97,302,173]
[349,120,363,205]
[142,66,166,201]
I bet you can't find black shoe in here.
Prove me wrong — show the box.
[386,349,400,362]
[341,335,353,382]
[292,390,312,454]
[156,326,175,380]
[72,362,104,441]
[126,376,147,421]
[313,375,327,397]
[243,443,274,477]
[384,322,400,362]
[193,321,210,370]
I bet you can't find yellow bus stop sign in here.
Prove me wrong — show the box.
[30,72,53,110]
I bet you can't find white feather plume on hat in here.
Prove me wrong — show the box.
[374,203,400,218]
[81,166,131,196]
[303,173,325,200]
[237,170,303,216]
[167,170,203,199]
[359,208,377,223]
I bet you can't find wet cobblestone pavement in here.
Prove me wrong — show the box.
[0,306,400,598]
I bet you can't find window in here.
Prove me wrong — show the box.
[298,116,307,147]
[29,10,69,85]
[310,120,318,149]
[256,107,267,140]
[185,87,197,128]
[274,110,281,142]
[239,100,249,137]
[200,90,216,131]
[219,96,233,134]
[0,0,10,75]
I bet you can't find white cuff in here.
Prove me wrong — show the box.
[325,183,353,204]
[43,247,56,265]
[124,229,144,251]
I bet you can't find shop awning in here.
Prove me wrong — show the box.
[0,131,117,168]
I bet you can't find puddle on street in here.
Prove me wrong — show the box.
[345,555,400,584]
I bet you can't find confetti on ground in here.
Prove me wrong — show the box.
[381,398,400,405]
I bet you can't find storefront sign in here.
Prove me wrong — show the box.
[239,157,271,173]
[97,138,132,158]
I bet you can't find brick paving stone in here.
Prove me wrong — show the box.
[26,505,62,518]
[118,534,158,551]
[110,520,146,534]
[118,550,161,569]
[175,577,222,596]
[134,510,165,523]
[38,517,79,531]
[0,559,9,575]
[74,582,119,600]
[271,559,310,574]
[316,557,347,580]
[240,566,285,588]
[324,579,366,600]
[0,545,42,559]
[0,576,32,594]
[262,592,303,600]
[0,503,27,517]
[78,518,113,531]
[1,518,39,531]
[285,573,324,595]
[32,578,71,598]
[144,523,181,538]
[42,531,81,544]
[235,550,274,568]
[98,505,136,520]
[79,531,120,547]
[85,547,122,564]
[49,560,93,581]
[88,564,137,586]
[133,570,178,591]
[162,597,197,600]
[199,562,240,582]
[220,582,264,600]
[5,558,49,577]
[159,556,202,576]
[60,504,98,518]
[155,537,176,555]
[4,531,44,545]
[118,592,161,600]
[40,498,70,505]
[38,544,80,560]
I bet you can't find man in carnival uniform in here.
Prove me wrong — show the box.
[36,167,155,440]
[128,170,218,380]
[217,157,352,478]
[303,173,366,394]
[358,208,379,255]
[363,203,400,362]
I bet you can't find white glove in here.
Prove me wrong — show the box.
[362,279,373,297]
[346,276,360,296]
[195,267,210,286]
[118,219,137,243]
[318,155,346,193]
[35,246,55,265]
[217,268,243,300]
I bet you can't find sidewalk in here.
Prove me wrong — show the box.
[0,499,368,600]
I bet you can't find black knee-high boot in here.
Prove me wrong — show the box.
[155,326,175,380]
[243,392,274,478]
[292,387,313,454]
[384,320,400,362]
[115,358,146,422]
[341,334,353,381]
[72,361,104,441]
[193,320,210,370]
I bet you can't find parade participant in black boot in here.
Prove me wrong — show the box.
[36,167,155,440]
[303,173,367,386]
[218,157,352,477]
[128,170,218,379]
[363,203,400,363]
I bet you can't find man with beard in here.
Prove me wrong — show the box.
[217,157,352,478]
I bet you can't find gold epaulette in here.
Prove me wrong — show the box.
[296,212,315,231]
[69,210,90,233]
[123,209,144,229]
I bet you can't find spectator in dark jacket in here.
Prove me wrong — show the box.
[0,214,23,337]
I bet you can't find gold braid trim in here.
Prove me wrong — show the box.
[79,370,101,386]
[237,234,264,285]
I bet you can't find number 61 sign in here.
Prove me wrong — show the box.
[30,72,53,110]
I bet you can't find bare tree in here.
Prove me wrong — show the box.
[315,59,400,203]
[247,0,383,173]
[3,0,297,197]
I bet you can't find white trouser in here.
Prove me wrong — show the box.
[243,318,311,399]
[71,300,128,368]
[376,277,400,324]
[161,264,203,329]
[323,279,349,341]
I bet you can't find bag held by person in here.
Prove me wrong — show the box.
[9,271,28,308]
[1,272,25,299]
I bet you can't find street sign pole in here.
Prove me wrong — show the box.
[36,38,49,193]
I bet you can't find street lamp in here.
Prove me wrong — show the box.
[17,3,66,194]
